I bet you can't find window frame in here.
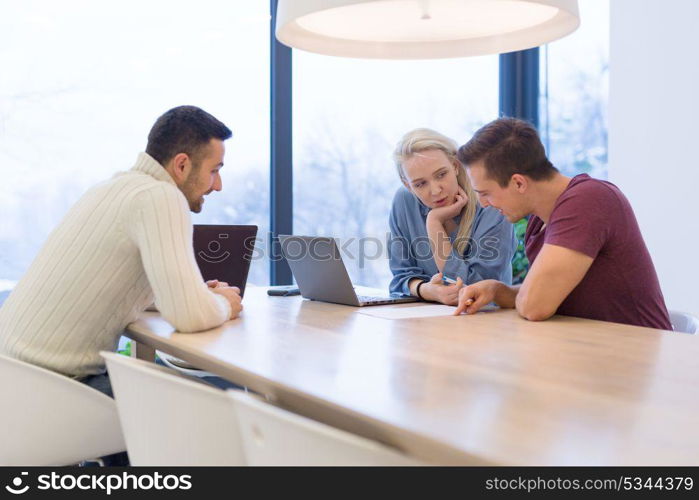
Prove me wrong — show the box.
[268,0,539,284]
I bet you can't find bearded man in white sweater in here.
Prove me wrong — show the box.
[0,105,242,398]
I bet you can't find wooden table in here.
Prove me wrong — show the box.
[125,287,699,465]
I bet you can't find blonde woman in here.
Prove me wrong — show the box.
[389,128,515,305]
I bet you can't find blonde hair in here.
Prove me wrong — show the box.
[393,128,477,255]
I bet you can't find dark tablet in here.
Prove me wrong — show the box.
[193,225,258,298]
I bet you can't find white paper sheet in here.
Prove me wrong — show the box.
[357,304,456,319]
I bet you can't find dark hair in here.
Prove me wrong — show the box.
[146,106,232,167]
[457,118,557,187]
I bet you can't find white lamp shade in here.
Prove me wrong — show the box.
[276,0,580,59]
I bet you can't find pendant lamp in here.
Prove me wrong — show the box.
[276,0,580,59]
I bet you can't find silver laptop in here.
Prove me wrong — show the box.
[278,235,417,307]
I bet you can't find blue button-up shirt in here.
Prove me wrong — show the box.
[388,187,516,295]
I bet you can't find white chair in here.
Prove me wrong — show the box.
[0,353,126,466]
[229,391,421,466]
[669,310,699,334]
[101,351,246,465]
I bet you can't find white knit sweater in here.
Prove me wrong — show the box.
[0,153,231,378]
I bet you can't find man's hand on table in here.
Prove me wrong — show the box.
[454,280,501,315]
[206,279,229,289]
[209,283,243,319]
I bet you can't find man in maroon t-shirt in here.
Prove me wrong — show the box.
[453,118,671,330]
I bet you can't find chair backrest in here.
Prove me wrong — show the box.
[228,391,421,466]
[0,353,125,465]
[101,351,245,465]
[669,310,699,334]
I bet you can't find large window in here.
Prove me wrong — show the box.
[2,1,609,293]
[292,55,498,289]
[540,0,609,178]
[0,1,270,289]
[505,0,609,284]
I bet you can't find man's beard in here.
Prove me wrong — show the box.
[189,196,204,213]
[181,172,204,213]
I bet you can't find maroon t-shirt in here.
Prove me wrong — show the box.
[525,174,671,330]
